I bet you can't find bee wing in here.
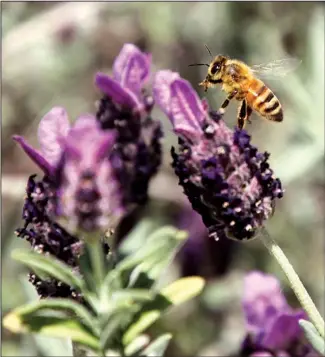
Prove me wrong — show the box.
[251,58,302,80]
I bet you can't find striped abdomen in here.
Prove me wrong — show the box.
[246,78,283,122]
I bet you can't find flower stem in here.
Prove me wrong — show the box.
[260,228,325,338]
[87,238,105,291]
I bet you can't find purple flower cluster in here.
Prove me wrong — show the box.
[15,175,83,300]
[13,43,287,307]
[241,271,318,356]
[13,44,162,298]
[95,44,162,206]
[14,110,124,233]
[153,71,284,241]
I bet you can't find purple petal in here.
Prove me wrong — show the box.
[243,271,289,332]
[113,44,151,82]
[153,70,181,117]
[13,135,53,175]
[170,79,205,135]
[262,310,307,350]
[95,132,116,162]
[37,107,70,166]
[113,43,151,94]
[71,114,99,132]
[95,72,139,108]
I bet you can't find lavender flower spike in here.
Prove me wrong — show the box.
[95,43,162,206]
[241,271,319,357]
[153,70,284,241]
[13,108,124,233]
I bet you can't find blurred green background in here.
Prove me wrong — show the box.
[2,2,324,356]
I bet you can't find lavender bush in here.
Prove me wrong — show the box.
[4,44,324,357]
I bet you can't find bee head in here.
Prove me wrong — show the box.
[207,55,228,81]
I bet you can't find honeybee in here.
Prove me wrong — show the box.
[189,46,301,129]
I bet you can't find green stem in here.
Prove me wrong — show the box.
[260,228,325,338]
[87,238,105,291]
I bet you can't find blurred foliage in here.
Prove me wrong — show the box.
[2,2,324,356]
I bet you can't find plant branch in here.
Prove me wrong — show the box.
[260,228,325,338]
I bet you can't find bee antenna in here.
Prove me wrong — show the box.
[204,44,213,59]
[188,63,209,67]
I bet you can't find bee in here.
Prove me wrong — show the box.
[189,46,301,129]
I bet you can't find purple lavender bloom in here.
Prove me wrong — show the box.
[153,70,284,241]
[15,174,110,300]
[13,108,124,233]
[15,175,83,300]
[95,43,162,205]
[241,271,319,357]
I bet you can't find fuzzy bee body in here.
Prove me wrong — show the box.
[191,52,300,129]
[245,77,283,123]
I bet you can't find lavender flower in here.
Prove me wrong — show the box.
[95,43,162,205]
[153,70,284,241]
[13,109,124,233]
[15,175,84,300]
[241,271,319,356]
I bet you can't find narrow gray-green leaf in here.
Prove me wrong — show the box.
[299,319,325,355]
[122,277,205,345]
[125,334,150,356]
[140,333,172,357]
[4,298,98,336]
[20,276,73,357]
[99,313,123,352]
[160,277,205,306]
[123,310,160,346]
[112,289,153,303]
[12,249,84,292]
[3,310,99,351]
[116,227,187,273]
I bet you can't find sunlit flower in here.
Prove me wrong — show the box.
[153,70,284,241]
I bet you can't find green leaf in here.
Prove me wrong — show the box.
[123,310,161,346]
[122,277,205,346]
[3,298,98,336]
[160,277,205,306]
[117,227,187,271]
[99,312,123,352]
[299,319,325,355]
[111,289,154,303]
[117,227,187,287]
[140,333,172,357]
[78,246,97,293]
[20,276,74,357]
[12,249,84,292]
[125,334,150,356]
[126,266,155,289]
[3,309,99,351]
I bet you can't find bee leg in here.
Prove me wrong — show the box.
[246,105,253,124]
[237,100,247,130]
[218,90,237,115]
[237,101,253,130]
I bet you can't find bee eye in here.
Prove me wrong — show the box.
[211,63,221,75]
